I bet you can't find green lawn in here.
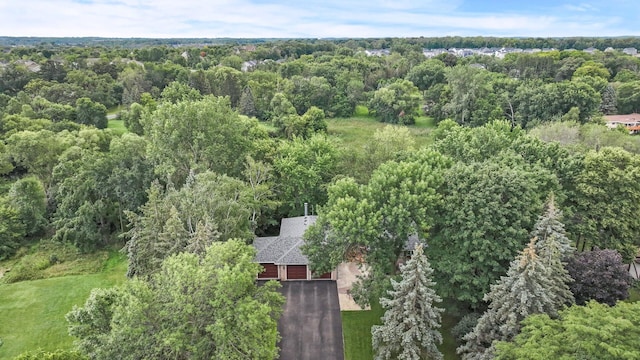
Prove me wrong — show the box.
[342,304,384,360]
[342,304,459,360]
[107,119,128,135]
[327,115,435,151]
[0,252,127,359]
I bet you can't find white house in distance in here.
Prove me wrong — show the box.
[254,207,336,281]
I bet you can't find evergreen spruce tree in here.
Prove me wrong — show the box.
[531,194,574,260]
[239,86,257,118]
[600,84,617,115]
[372,244,444,360]
[458,239,569,360]
[530,195,575,311]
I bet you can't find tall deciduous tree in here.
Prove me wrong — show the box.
[571,147,640,253]
[68,241,285,360]
[142,96,258,184]
[494,301,640,359]
[430,157,556,306]
[369,79,422,125]
[372,244,444,360]
[303,150,450,306]
[273,134,341,217]
[7,176,47,236]
[458,240,572,360]
[75,97,107,129]
[0,202,26,260]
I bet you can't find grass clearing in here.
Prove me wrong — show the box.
[107,119,128,135]
[327,114,435,151]
[0,251,127,359]
[342,304,460,360]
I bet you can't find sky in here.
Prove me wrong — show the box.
[0,0,638,38]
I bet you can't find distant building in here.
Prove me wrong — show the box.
[241,60,259,72]
[604,114,640,134]
[623,48,638,56]
[364,49,391,56]
[14,59,40,72]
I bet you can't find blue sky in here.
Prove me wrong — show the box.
[0,0,638,38]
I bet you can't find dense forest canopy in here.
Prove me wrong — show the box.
[1,36,639,359]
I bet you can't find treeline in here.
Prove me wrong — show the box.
[1,38,639,132]
[3,36,640,50]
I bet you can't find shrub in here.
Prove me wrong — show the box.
[567,249,633,306]
[451,312,481,344]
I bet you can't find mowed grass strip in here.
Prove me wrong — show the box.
[341,304,460,360]
[341,304,384,360]
[0,252,127,360]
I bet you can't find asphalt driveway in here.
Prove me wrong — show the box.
[278,281,345,360]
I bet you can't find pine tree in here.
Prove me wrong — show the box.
[372,244,444,360]
[239,86,257,118]
[531,194,574,260]
[458,239,570,360]
[530,195,575,311]
[600,84,617,115]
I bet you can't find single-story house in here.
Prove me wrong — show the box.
[254,214,336,281]
[604,114,640,134]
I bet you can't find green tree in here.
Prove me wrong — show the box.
[68,241,285,360]
[238,86,257,118]
[443,65,504,127]
[273,134,341,216]
[458,240,572,360]
[405,59,446,91]
[572,60,611,80]
[125,172,254,278]
[303,150,450,306]
[600,84,618,114]
[14,349,87,360]
[616,81,640,114]
[356,125,416,182]
[372,244,444,360]
[571,147,640,252]
[0,202,26,260]
[159,81,202,104]
[75,97,107,129]
[430,157,556,306]
[142,96,257,184]
[5,130,74,189]
[120,102,146,135]
[52,134,152,251]
[369,79,422,124]
[494,301,640,359]
[7,176,47,236]
[206,66,244,107]
[531,194,574,259]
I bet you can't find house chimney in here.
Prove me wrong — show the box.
[304,203,308,217]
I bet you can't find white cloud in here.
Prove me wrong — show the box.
[0,0,635,38]
[564,3,598,12]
